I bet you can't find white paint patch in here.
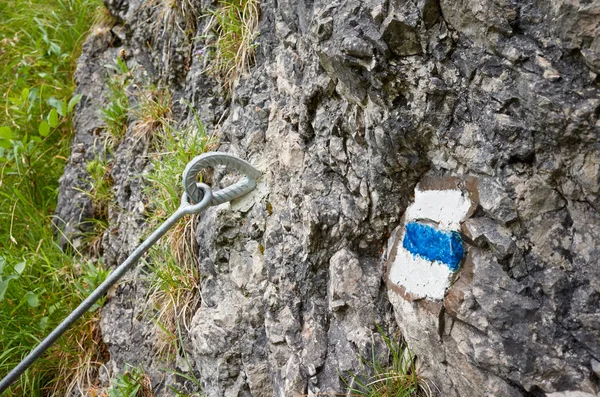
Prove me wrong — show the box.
[389,185,473,300]
[405,189,472,230]
[389,244,454,300]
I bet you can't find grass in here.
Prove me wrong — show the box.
[99,65,217,364]
[166,321,204,396]
[96,85,213,391]
[202,0,260,94]
[98,58,217,361]
[145,0,198,38]
[345,326,432,397]
[143,108,216,358]
[131,84,172,141]
[0,0,110,395]
[94,3,120,29]
[140,0,199,78]
[85,157,114,220]
[81,157,114,255]
[101,56,131,147]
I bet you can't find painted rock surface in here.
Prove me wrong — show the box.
[388,177,476,300]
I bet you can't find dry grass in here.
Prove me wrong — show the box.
[146,211,202,357]
[139,0,199,75]
[131,85,173,142]
[146,0,198,36]
[93,4,120,29]
[48,315,109,396]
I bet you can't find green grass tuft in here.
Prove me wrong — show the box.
[202,0,260,94]
[131,84,173,141]
[101,56,131,147]
[345,325,433,397]
[85,157,114,218]
[143,110,217,357]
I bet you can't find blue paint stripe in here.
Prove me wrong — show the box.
[402,222,464,271]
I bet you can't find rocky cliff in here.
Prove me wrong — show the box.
[55,0,600,395]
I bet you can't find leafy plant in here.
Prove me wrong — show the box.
[72,259,110,311]
[105,365,153,397]
[0,89,82,209]
[345,325,432,397]
[202,0,260,94]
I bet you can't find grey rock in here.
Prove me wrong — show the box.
[477,177,518,225]
[312,16,333,42]
[462,217,515,260]
[420,0,440,29]
[571,151,600,212]
[592,358,600,378]
[581,48,600,74]
[381,16,422,56]
[56,0,600,395]
[512,175,567,221]
[439,0,515,49]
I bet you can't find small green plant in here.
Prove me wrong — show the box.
[345,326,432,397]
[105,365,154,397]
[73,259,110,311]
[145,110,216,219]
[101,56,131,146]
[103,62,175,146]
[85,157,114,217]
[202,0,260,94]
[78,157,113,254]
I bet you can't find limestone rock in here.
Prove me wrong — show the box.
[55,0,600,395]
[381,16,422,56]
[462,217,515,260]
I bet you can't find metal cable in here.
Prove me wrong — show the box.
[0,152,260,395]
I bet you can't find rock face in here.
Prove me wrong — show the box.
[55,0,600,395]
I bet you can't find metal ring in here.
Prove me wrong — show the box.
[182,152,261,205]
[180,183,214,215]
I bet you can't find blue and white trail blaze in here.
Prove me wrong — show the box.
[389,185,472,300]
[402,222,464,272]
